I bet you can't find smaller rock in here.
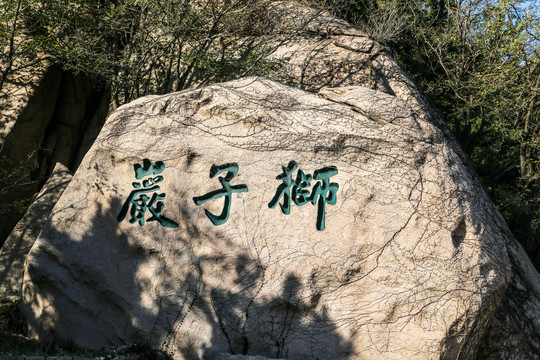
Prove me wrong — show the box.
[0,163,72,299]
[0,356,25,360]
[333,35,375,53]
[108,345,129,354]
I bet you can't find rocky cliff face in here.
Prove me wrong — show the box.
[1,2,538,359]
[0,62,109,242]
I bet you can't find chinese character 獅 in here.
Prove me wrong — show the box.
[268,161,338,231]
[309,166,339,231]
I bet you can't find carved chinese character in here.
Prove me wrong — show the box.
[193,163,248,226]
[269,161,338,231]
[117,159,178,228]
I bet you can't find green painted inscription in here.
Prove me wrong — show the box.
[193,163,249,226]
[117,159,338,231]
[117,159,179,228]
[269,161,339,231]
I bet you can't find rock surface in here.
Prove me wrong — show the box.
[0,163,72,299]
[0,62,109,243]
[476,238,540,359]
[0,63,63,242]
[23,77,513,359]
[264,2,424,109]
[254,7,540,358]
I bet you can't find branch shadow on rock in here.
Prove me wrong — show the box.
[21,194,353,359]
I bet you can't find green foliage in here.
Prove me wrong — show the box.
[0,0,34,91]
[22,0,281,105]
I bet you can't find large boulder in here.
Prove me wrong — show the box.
[0,162,72,299]
[22,77,512,359]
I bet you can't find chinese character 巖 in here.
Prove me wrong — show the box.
[117,159,179,228]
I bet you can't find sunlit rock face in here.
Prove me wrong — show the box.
[22,77,512,359]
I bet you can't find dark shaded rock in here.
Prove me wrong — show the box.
[476,238,540,359]
[0,163,72,299]
[0,65,63,242]
[0,68,108,245]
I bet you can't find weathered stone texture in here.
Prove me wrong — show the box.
[264,8,540,358]
[23,77,512,359]
[0,59,109,243]
[264,2,430,110]
[476,238,540,359]
[0,163,72,299]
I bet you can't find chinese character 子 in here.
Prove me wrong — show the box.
[193,163,248,226]
[268,161,338,231]
[117,159,179,228]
